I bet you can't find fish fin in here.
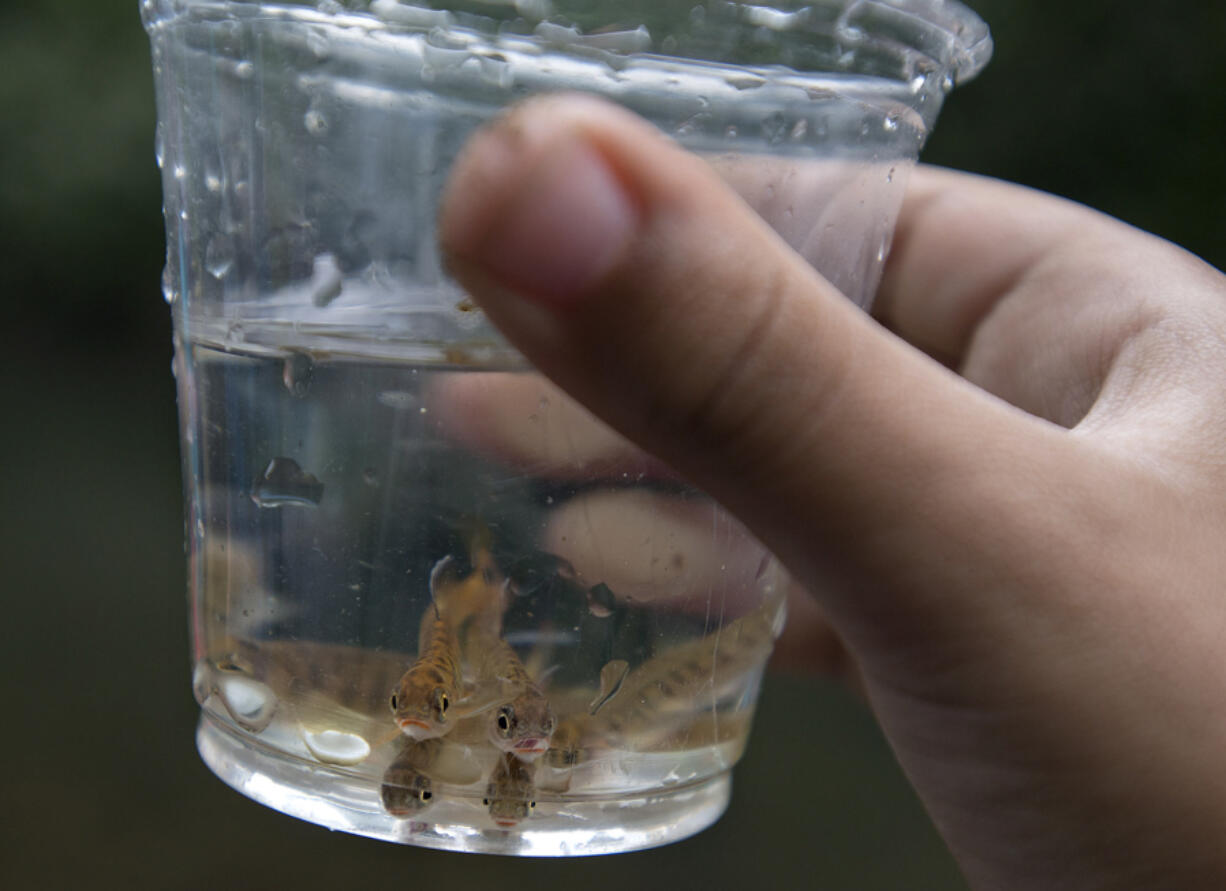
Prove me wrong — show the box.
[454,679,524,718]
[534,663,563,690]
[428,554,457,616]
[588,659,630,716]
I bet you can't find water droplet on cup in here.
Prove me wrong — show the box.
[251,457,324,508]
[304,108,330,136]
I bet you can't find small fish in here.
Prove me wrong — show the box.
[389,559,467,740]
[474,634,557,761]
[226,637,412,716]
[437,540,557,761]
[381,738,443,817]
[484,751,538,828]
[547,601,783,762]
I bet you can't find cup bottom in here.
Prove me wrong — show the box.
[196,712,731,855]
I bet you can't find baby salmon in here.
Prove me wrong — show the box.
[473,633,556,761]
[545,600,782,764]
[389,558,469,740]
[484,751,538,828]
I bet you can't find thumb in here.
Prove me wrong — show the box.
[438,94,1094,654]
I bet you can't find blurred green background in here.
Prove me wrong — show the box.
[2,1,1223,888]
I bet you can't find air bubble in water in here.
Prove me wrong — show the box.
[282,353,315,398]
[205,235,236,279]
[234,60,255,80]
[173,164,187,181]
[205,172,223,193]
[883,114,900,132]
[251,457,324,508]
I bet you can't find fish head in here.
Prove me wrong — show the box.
[381,768,434,816]
[390,679,454,739]
[489,697,556,758]
[484,763,537,828]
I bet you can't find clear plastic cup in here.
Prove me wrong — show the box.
[143,0,989,856]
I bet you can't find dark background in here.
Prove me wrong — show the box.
[2,2,1223,888]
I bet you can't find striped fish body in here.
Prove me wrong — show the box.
[485,751,538,827]
[390,609,464,739]
[548,604,780,761]
[471,632,556,760]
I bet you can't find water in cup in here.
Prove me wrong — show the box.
[146,0,990,855]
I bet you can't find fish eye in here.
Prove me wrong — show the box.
[528,801,536,810]
[482,798,490,806]
[496,708,512,734]
[420,789,432,802]
[390,693,398,710]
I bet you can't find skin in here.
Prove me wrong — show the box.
[437,94,1226,888]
